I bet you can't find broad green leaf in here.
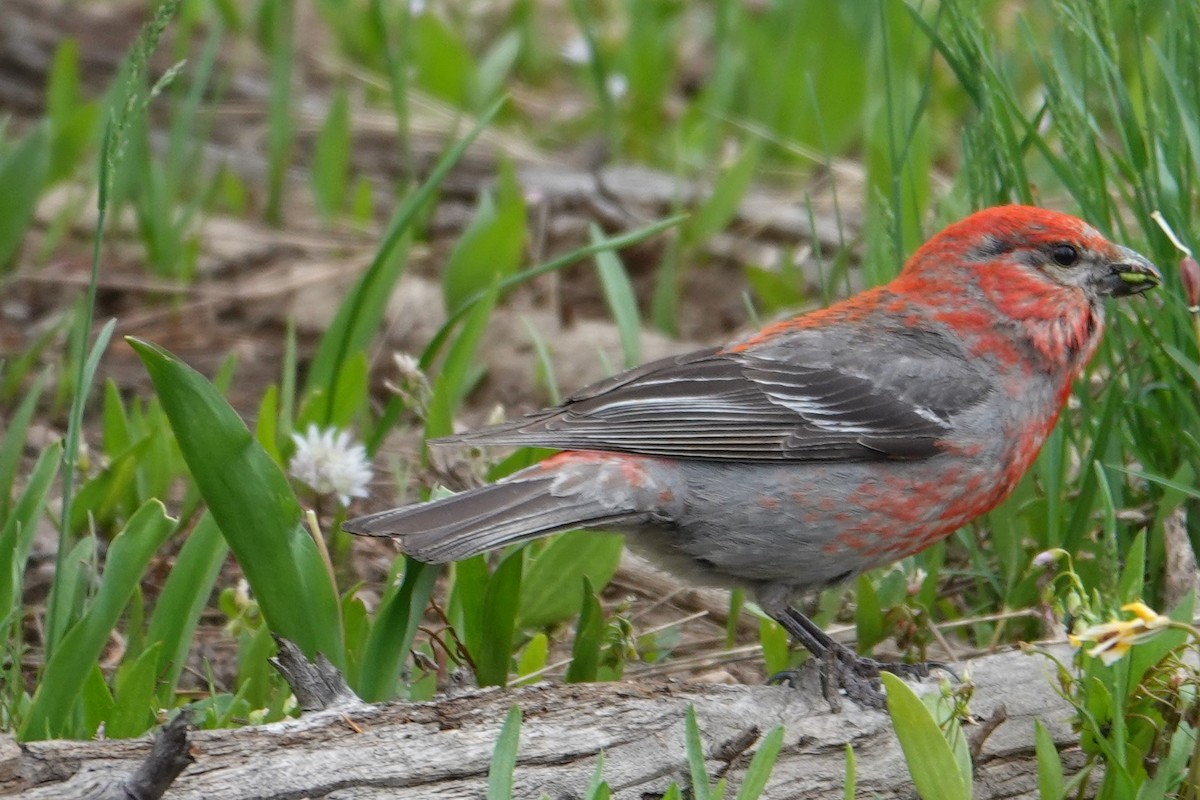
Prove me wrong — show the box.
[881,672,969,800]
[341,593,371,688]
[69,434,154,533]
[476,550,524,687]
[357,558,438,701]
[311,84,350,219]
[515,632,549,684]
[471,30,521,111]
[854,575,884,653]
[1115,529,1146,604]
[449,554,489,661]
[414,12,473,105]
[757,617,790,677]
[106,643,163,738]
[519,531,623,630]
[128,337,343,665]
[0,121,51,272]
[80,665,115,739]
[566,578,604,683]
[255,383,282,462]
[442,159,527,317]
[236,621,277,711]
[1034,720,1063,800]
[101,379,133,457]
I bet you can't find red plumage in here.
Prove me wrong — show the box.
[345,205,1160,703]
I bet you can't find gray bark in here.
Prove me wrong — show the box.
[1,645,1089,800]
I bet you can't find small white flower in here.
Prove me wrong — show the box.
[561,36,592,65]
[1032,548,1066,568]
[393,352,422,382]
[288,424,373,506]
[606,73,628,101]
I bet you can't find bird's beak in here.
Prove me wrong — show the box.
[1104,245,1161,297]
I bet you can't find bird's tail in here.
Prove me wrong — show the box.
[342,472,641,563]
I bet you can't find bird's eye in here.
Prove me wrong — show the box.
[1051,244,1079,267]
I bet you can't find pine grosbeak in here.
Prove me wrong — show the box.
[345,205,1159,703]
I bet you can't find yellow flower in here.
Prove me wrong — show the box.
[1069,602,1171,666]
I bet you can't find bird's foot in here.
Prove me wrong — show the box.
[765,603,954,709]
[768,647,954,711]
[852,654,957,682]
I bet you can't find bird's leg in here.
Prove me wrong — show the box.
[767,604,951,709]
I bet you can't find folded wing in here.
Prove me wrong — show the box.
[438,331,991,462]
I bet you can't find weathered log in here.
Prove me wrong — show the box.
[1,644,1089,799]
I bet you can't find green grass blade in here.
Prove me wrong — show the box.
[684,705,712,800]
[0,371,48,518]
[20,500,176,741]
[733,725,784,800]
[357,558,439,701]
[685,144,759,245]
[844,743,856,800]
[424,282,500,440]
[591,223,642,367]
[48,316,117,651]
[146,512,229,706]
[584,751,609,800]
[487,706,522,800]
[419,214,683,372]
[0,444,62,633]
[304,97,506,418]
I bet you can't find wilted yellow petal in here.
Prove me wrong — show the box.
[1120,602,1165,625]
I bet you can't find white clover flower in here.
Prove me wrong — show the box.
[288,424,373,506]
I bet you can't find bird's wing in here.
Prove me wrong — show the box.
[437,333,992,462]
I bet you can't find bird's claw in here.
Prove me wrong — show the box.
[770,651,955,711]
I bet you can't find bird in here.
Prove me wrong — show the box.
[344,205,1160,704]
